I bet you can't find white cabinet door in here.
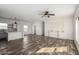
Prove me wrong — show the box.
[8,32,22,41]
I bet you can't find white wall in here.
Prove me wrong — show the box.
[32,17,74,40]
[17,21,32,34]
[45,17,74,40]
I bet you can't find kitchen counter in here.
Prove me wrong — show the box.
[8,32,23,41]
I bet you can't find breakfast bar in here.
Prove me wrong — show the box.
[8,32,23,41]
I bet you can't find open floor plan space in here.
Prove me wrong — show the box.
[0,4,79,55]
[0,35,78,55]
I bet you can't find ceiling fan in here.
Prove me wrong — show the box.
[39,10,55,18]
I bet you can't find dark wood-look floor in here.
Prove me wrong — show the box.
[0,34,78,55]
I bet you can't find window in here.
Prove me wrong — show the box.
[0,23,8,29]
[24,25,28,32]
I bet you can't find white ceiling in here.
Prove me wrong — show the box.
[0,4,77,23]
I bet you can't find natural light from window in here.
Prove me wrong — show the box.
[0,23,8,29]
[24,25,28,32]
[36,47,68,53]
